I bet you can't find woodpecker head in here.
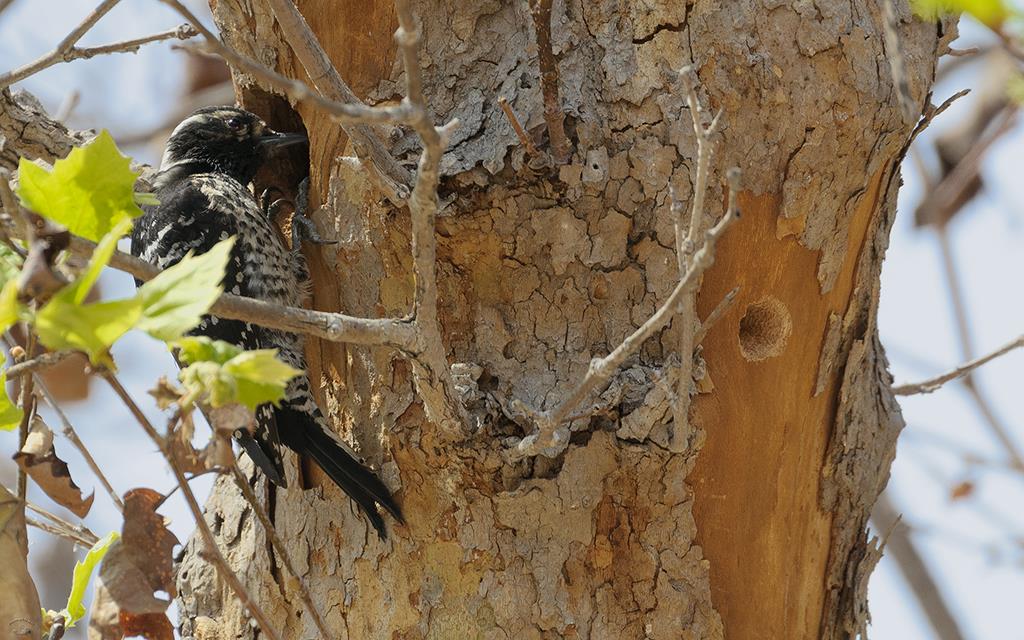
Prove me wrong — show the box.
[159,106,306,185]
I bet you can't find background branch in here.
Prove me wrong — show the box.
[893,334,1024,396]
[0,0,196,89]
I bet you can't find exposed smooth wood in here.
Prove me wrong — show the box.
[690,167,887,638]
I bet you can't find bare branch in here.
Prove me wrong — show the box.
[0,3,198,90]
[14,337,37,502]
[872,491,967,640]
[5,349,76,379]
[393,0,470,437]
[25,500,99,547]
[102,372,282,640]
[893,334,1024,396]
[49,232,420,349]
[34,375,125,513]
[263,0,414,203]
[228,464,333,639]
[671,67,728,449]
[26,516,95,548]
[528,0,571,162]
[516,171,741,458]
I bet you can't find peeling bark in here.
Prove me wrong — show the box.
[178,1,946,638]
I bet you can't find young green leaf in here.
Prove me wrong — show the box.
[34,219,141,367]
[0,243,22,287]
[16,131,143,242]
[0,371,24,431]
[174,335,242,365]
[35,298,143,368]
[135,237,234,341]
[61,531,120,628]
[0,280,21,335]
[910,0,1010,26]
[172,337,301,410]
[223,350,303,409]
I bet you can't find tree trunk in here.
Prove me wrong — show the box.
[178,1,951,638]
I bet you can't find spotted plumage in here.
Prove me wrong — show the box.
[131,106,402,538]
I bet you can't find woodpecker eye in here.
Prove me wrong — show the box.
[227,116,246,132]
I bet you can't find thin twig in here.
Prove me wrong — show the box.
[0,0,197,89]
[393,0,469,437]
[229,464,333,638]
[893,334,1024,396]
[103,372,282,640]
[694,286,740,346]
[936,225,1024,472]
[5,349,77,379]
[25,500,99,546]
[498,96,540,156]
[49,231,419,349]
[917,106,1016,227]
[34,375,125,513]
[26,516,95,548]
[528,0,571,162]
[872,491,967,640]
[672,67,725,444]
[15,335,37,502]
[516,168,741,458]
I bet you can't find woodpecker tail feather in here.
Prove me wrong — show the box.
[277,406,404,539]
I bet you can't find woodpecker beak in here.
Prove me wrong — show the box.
[258,129,307,151]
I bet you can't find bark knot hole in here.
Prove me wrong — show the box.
[738,296,791,362]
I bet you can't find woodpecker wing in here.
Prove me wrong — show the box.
[130,178,288,485]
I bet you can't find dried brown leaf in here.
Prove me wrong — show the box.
[118,611,173,640]
[13,416,94,517]
[147,376,184,410]
[98,488,179,615]
[168,410,204,474]
[207,402,254,434]
[0,484,42,640]
[950,480,974,501]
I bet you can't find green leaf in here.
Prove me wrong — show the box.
[172,337,301,410]
[61,531,119,628]
[174,335,241,365]
[70,217,131,305]
[16,131,143,242]
[0,243,22,288]
[0,371,24,431]
[135,237,234,341]
[910,0,1010,26]
[34,220,141,367]
[0,280,21,335]
[224,350,303,409]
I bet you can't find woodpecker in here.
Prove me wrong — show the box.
[131,106,402,538]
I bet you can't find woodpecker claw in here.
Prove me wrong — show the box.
[291,177,337,249]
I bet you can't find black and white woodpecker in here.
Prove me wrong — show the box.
[131,106,403,538]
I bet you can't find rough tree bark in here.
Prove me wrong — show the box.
[177,1,952,638]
